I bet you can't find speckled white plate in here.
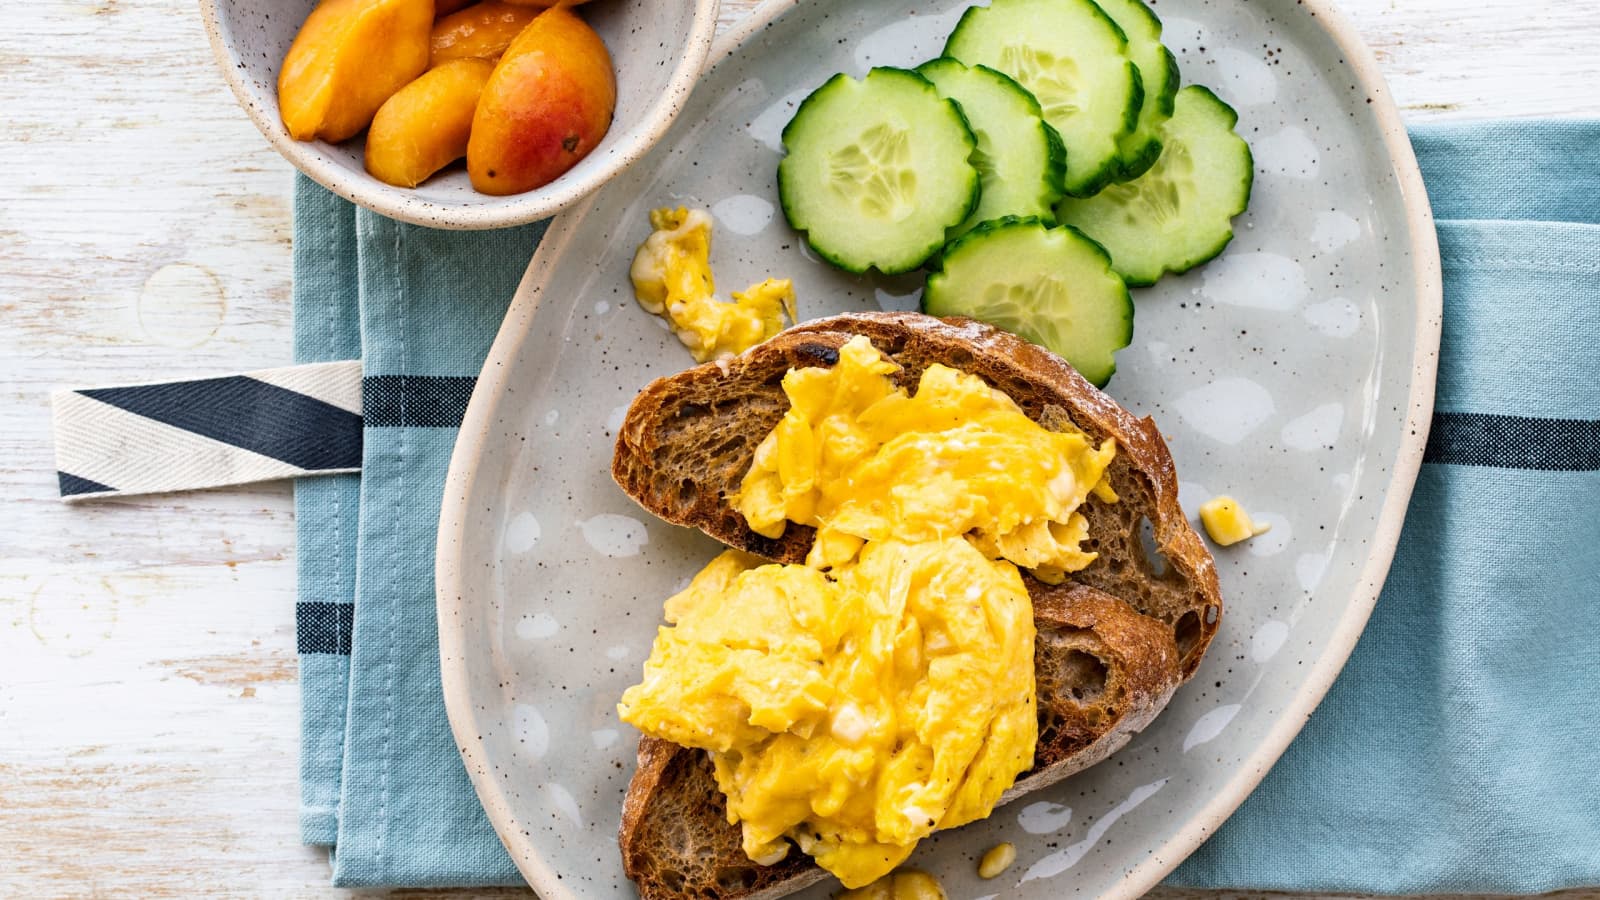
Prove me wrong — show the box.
[437,0,1441,895]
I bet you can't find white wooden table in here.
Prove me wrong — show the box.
[2,0,1595,896]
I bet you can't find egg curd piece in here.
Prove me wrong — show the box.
[629,207,797,362]
[618,538,1037,888]
[736,335,1119,581]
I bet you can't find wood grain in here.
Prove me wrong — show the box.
[0,0,1595,896]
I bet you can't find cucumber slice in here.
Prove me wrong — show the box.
[779,68,980,274]
[944,0,1141,199]
[1096,0,1180,181]
[1054,85,1253,286]
[923,217,1132,386]
[915,58,1066,239]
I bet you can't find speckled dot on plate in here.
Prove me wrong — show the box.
[436,0,1441,896]
[197,0,720,229]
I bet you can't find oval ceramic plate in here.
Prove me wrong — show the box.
[438,0,1441,895]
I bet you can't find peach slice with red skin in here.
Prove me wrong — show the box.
[466,5,616,195]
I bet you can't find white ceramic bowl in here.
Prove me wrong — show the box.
[199,0,720,229]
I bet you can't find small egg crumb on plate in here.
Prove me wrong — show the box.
[1199,495,1271,546]
[629,207,797,362]
[840,869,948,900]
[977,842,1017,879]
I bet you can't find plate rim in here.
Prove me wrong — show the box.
[437,0,1443,892]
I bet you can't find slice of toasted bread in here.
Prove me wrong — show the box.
[612,312,1222,900]
[620,583,1183,900]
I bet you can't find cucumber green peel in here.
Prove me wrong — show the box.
[1094,0,1181,181]
[924,216,1133,386]
[778,67,980,274]
[1055,85,1254,286]
[915,58,1067,239]
[944,0,1142,198]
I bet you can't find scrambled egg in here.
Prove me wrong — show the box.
[630,207,797,362]
[735,335,1119,583]
[619,539,1036,887]
[1198,495,1270,546]
[618,336,1119,888]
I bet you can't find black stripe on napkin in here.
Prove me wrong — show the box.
[296,601,355,655]
[362,376,476,428]
[78,377,363,471]
[58,471,115,497]
[1424,412,1600,471]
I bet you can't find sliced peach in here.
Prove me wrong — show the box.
[278,0,434,143]
[500,0,598,5]
[430,1,539,67]
[435,0,476,14]
[466,6,616,195]
[365,58,495,188]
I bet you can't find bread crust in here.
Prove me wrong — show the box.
[611,312,1221,900]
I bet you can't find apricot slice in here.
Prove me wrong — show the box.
[467,6,616,195]
[278,0,434,143]
[365,58,495,188]
[430,1,538,66]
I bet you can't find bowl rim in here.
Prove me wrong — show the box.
[197,0,722,230]
[436,0,1444,893]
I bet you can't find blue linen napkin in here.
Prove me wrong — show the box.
[1170,119,1600,893]
[292,176,540,884]
[292,180,362,846]
[290,119,1600,890]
